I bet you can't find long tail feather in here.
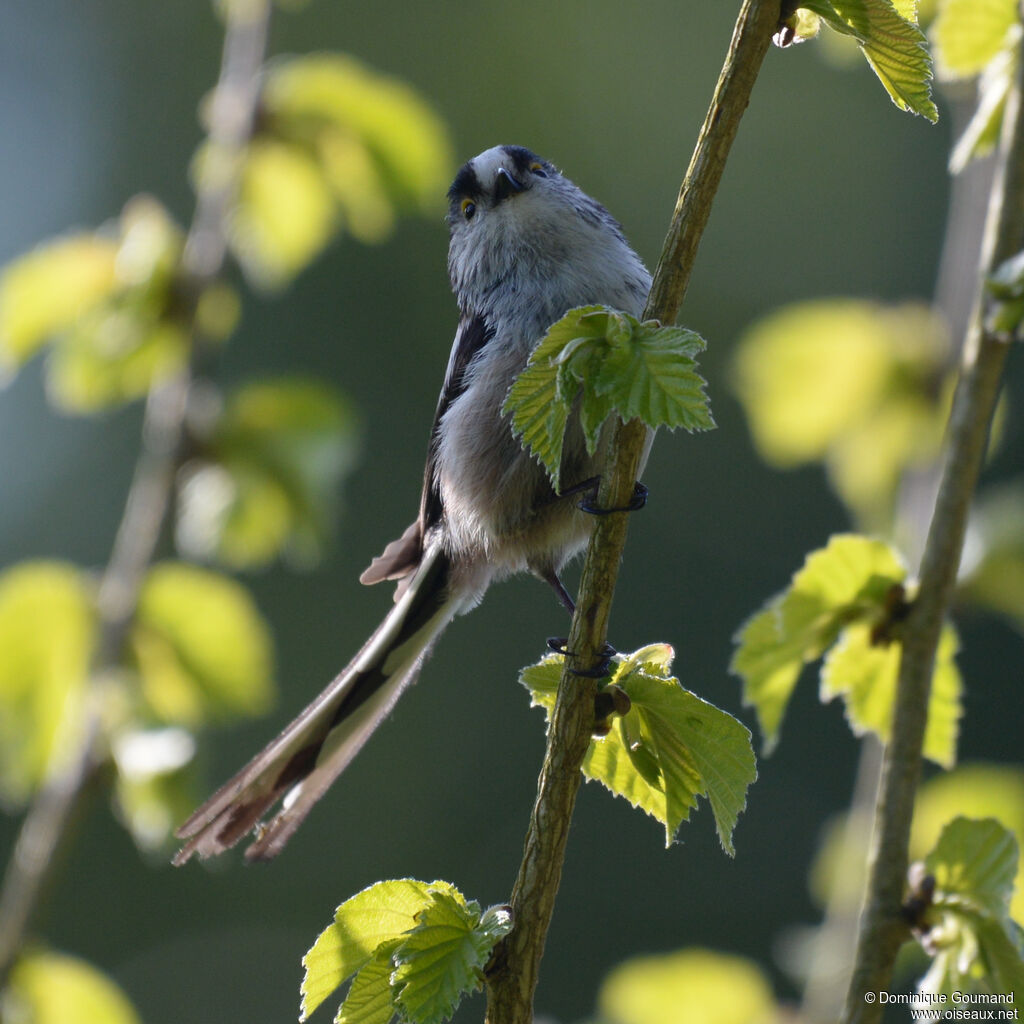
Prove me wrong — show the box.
[173,545,459,864]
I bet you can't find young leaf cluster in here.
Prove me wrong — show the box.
[503,306,713,491]
[521,644,756,854]
[916,818,1024,1011]
[931,0,1022,171]
[780,0,938,121]
[300,879,512,1024]
[0,198,231,413]
[197,53,453,287]
[731,534,962,766]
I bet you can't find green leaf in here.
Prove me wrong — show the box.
[3,950,142,1024]
[176,378,361,569]
[931,0,1019,79]
[262,53,453,217]
[522,645,756,853]
[918,818,1024,1009]
[0,562,95,806]
[598,948,778,1024]
[949,45,1015,172]
[301,879,454,1021]
[820,620,962,767]
[131,562,274,727]
[505,306,712,489]
[801,0,938,120]
[926,817,1019,920]
[335,955,396,1024]
[731,299,951,528]
[392,892,512,1024]
[218,138,338,289]
[0,236,118,368]
[732,534,907,750]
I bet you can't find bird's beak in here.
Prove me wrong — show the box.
[494,167,525,202]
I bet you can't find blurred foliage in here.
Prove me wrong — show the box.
[301,879,511,1024]
[732,534,962,766]
[522,644,756,854]
[131,561,275,727]
[200,52,453,288]
[782,0,937,121]
[930,0,1022,171]
[176,377,360,569]
[595,948,780,1024]
[0,562,94,807]
[985,250,1024,339]
[810,763,1024,922]
[504,307,713,492]
[0,198,228,414]
[917,817,1024,1009]
[731,299,953,532]
[0,950,142,1024]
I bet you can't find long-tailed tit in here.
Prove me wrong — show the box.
[174,145,652,863]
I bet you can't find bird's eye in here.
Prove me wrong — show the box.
[461,198,476,220]
[529,161,547,178]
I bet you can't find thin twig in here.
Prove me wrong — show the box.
[483,4,782,1021]
[0,1,271,984]
[842,14,1024,1020]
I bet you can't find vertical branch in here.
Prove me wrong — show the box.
[483,3,782,1022]
[0,0,271,984]
[842,13,1024,1020]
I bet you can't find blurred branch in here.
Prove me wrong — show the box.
[842,12,1024,1021]
[483,3,782,1021]
[0,0,271,984]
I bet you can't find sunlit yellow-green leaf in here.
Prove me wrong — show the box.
[522,646,756,854]
[263,53,452,215]
[732,535,909,753]
[132,562,274,726]
[225,139,337,288]
[801,0,937,120]
[0,562,95,806]
[912,764,1024,923]
[931,0,1019,78]
[598,948,779,1024]
[46,315,188,413]
[820,621,962,767]
[301,879,453,1021]
[2,951,142,1024]
[732,299,951,528]
[335,955,395,1024]
[0,236,118,368]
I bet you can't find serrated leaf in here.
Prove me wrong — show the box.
[131,562,274,726]
[732,535,907,751]
[335,956,395,1024]
[0,562,95,806]
[0,236,119,368]
[301,879,456,1021]
[4,951,142,1024]
[522,648,756,853]
[802,0,938,120]
[505,306,712,488]
[593,322,714,433]
[926,817,1019,920]
[598,948,778,1024]
[821,621,962,767]
[392,891,511,1024]
[931,0,1019,79]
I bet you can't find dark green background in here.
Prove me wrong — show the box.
[1,3,1020,1022]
